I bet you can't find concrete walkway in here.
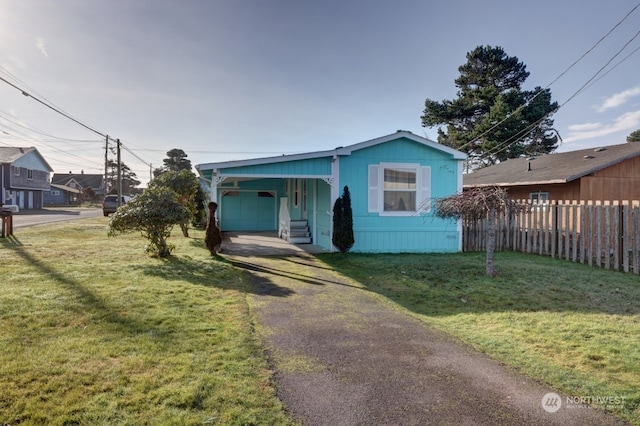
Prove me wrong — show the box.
[223,236,627,425]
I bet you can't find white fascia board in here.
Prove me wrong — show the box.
[463,179,568,188]
[219,173,332,179]
[335,131,467,160]
[196,149,337,171]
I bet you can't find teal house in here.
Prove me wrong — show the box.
[195,131,466,253]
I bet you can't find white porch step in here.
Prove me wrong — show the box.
[290,236,312,244]
[289,219,312,244]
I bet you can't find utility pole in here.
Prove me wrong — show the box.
[104,135,109,195]
[117,138,122,207]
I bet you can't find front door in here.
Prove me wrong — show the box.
[290,179,308,220]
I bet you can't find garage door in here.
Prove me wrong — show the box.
[221,191,276,231]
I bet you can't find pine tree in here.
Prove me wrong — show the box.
[422,45,558,168]
[332,186,355,253]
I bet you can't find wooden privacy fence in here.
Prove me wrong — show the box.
[463,200,640,274]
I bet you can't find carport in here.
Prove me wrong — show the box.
[220,231,328,256]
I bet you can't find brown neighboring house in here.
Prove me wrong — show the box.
[464,142,640,202]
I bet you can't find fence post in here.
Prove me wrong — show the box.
[580,203,586,264]
[587,203,595,266]
[551,200,557,258]
[605,202,611,270]
[633,204,639,275]
[571,201,578,262]
[520,200,529,253]
[623,204,630,273]
[614,202,620,271]
[596,202,602,268]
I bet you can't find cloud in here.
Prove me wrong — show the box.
[567,122,601,132]
[35,37,48,58]
[595,86,640,112]
[564,110,640,143]
[1,56,26,73]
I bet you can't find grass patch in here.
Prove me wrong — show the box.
[318,251,640,424]
[0,219,292,425]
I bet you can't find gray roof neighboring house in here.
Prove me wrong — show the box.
[464,143,640,188]
[51,173,104,191]
[0,146,54,171]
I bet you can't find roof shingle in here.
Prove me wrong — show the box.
[464,143,640,187]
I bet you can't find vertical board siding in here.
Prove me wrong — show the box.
[463,199,640,274]
[221,157,332,176]
[341,138,462,253]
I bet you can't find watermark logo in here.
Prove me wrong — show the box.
[542,392,562,413]
[542,393,626,413]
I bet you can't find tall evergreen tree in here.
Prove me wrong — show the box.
[332,186,355,253]
[106,159,141,195]
[422,45,559,168]
[154,148,192,177]
[627,129,640,142]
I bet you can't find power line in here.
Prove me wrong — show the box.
[0,75,107,138]
[0,109,102,143]
[454,2,640,155]
[482,27,640,163]
[0,124,104,169]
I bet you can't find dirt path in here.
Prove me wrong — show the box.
[231,252,627,425]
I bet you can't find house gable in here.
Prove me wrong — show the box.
[197,131,465,181]
[51,173,104,189]
[0,147,53,172]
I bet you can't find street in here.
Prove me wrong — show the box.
[11,208,104,229]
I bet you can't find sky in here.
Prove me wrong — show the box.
[0,0,639,186]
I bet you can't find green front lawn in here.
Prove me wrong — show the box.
[3,216,639,424]
[0,219,291,425]
[319,251,640,424]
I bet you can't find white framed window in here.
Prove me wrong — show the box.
[530,191,549,202]
[27,169,33,180]
[13,167,20,176]
[51,190,60,196]
[368,163,431,216]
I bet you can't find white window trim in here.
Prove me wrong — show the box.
[529,191,550,202]
[13,166,20,176]
[368,162,431,216]
[27,169,34,180]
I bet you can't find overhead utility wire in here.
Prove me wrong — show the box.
[0,74,152,173]
[0,109,102,143]
[120,141,152,167]
[544,2,640,89]
[585,44,640,89]
[483,35,640,163]
[0,76,106,138]
[0,65,105,137]
[0,124,104,169]
[455,1,640,155]
[0,70,156,178]
[559,29,640,108]
[483,30,640,162]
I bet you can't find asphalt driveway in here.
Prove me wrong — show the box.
[224,239,627,425]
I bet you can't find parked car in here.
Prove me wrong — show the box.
[102,195,132,216]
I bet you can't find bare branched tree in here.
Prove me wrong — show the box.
[435,186,526,276]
